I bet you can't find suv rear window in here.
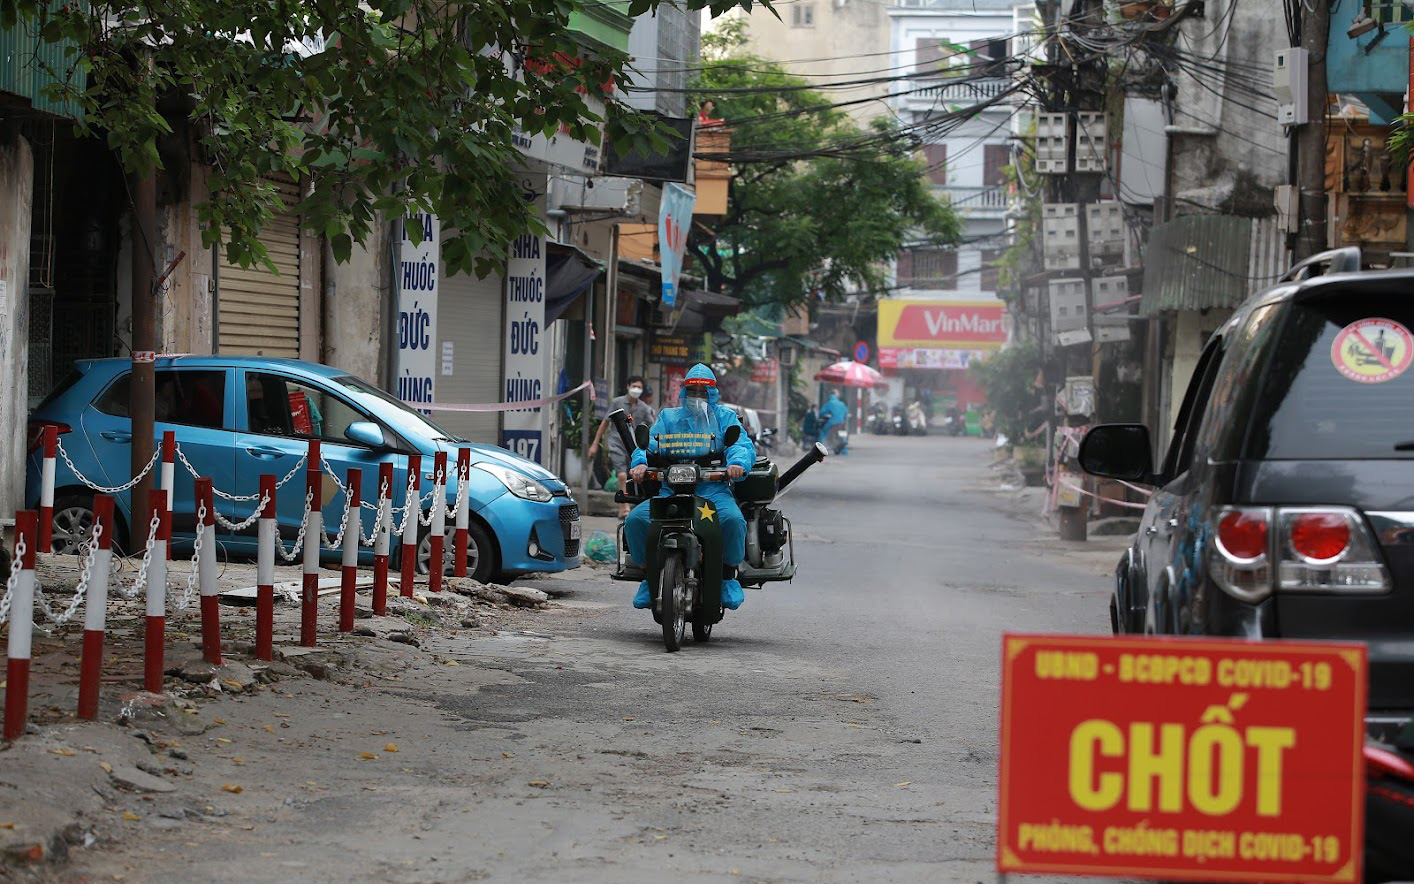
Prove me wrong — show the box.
[1247,296,1414,459]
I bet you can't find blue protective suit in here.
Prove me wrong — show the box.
[625,363,756,610]
[819,392,848,454]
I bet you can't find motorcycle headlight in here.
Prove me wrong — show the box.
[666,464,700,486]
[473,463,554,502]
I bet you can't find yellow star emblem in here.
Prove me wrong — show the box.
[697,501,716,522]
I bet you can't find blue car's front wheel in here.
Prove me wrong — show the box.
[413,520,496,584]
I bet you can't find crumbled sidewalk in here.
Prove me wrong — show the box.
[0,552,590,877]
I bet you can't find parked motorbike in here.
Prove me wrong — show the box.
[891,406,908,436]
[867,403,890,436]
[608,409,828,651]
[943,410,964,437]
[1366,738,1414,881]
[907,401,928,436]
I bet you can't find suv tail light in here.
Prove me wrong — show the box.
[1209,505,1391,602]
[1277,507,1389,593]
[1210,507,1272,602]
[27,421,71,453]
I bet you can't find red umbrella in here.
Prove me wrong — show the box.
[814,360,888,391]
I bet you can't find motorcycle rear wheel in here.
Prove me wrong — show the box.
[660,554,688,652]
[692,619,713,643]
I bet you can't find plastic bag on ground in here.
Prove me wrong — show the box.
[584,529,617,563]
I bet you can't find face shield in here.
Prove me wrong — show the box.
[676,387,719,455]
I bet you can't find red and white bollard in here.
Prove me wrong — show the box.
[195,478,221,666]
[340,468,361,633]
[400,454,421,598]
[38,426,57,553]
[256,475,276,662]
[454,448,470,578]
[77,496,116,720]
[161,431,176,561]
[373,462,392,616]
[301,440,322,648]
[4,511,38,740]
[144,489,170,695]
[429,452,447,593]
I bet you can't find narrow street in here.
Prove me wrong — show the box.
[32,436,1120,883]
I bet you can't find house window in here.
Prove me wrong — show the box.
[981,248,1003,292]
[984,143,1010,186]
[922,144,947,186]
[968,37,1009,75]
[791,4,815,27]
[916,37,946,74]
[899,248,958,289]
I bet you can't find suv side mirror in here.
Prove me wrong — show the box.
[345,421,387,449]
[1078,424,1155,483]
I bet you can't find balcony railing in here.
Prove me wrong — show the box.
[909,77,1011,105]
[936,185,1009,213]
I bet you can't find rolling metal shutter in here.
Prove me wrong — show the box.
[217,176,301,357]
[436,268,504,444]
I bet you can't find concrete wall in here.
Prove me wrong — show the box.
[0,133,34,521]
[730,0,891,124]
[323,228,388,384]
[1168,0,1286,215]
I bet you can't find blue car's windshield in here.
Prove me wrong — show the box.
[332,375,466,445]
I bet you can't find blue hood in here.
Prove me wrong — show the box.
[682,362,720,407]
[446,442,564,488]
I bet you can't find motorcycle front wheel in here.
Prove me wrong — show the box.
[660,553,688,652]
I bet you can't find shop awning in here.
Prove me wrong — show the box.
[545,242,605,323]
[1139,215,1254,314]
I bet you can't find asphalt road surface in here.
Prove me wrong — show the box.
[44,435,1120,884]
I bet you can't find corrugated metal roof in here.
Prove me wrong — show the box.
[0,19,82,120]
[1139,215,1254,314]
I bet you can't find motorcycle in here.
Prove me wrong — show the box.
[906,401,928,436]
[891,406,908,436]
[943,411,964,437]
[1365,737,1414,881]
[608,409,828,652]
[866,402,890,435]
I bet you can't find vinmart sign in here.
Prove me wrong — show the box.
[877,299,1007,349]
[998,634,1367,883]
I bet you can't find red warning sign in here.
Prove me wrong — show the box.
[1330,318,1413,384]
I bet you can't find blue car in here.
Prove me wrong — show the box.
[25,357,581,582]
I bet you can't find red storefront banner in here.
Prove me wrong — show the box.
[877,299,1007,349]
[751,358,778,383]
[998,634,1367,883]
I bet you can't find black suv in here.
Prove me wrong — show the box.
[1080,248,1414,737]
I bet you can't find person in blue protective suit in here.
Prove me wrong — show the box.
[624,363,756,611]
[818,388,848,454]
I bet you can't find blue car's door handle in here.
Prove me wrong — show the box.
[100,431,132,443]
[245,446,288,460]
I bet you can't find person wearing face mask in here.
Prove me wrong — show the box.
[625,363,754,611]
[589,375,655,518]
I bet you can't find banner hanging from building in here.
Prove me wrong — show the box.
[658,182,695,308]
[877,299,1007,350]
[502,174,548,465]
[998,633,1367,883]
[396,213,440,413]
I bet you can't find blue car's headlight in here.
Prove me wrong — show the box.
[474,463,553,502]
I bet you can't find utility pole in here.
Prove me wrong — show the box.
[130,170,157,525]
[1293,0,1329,260]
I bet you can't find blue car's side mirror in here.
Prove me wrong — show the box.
[346,421,386,449]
